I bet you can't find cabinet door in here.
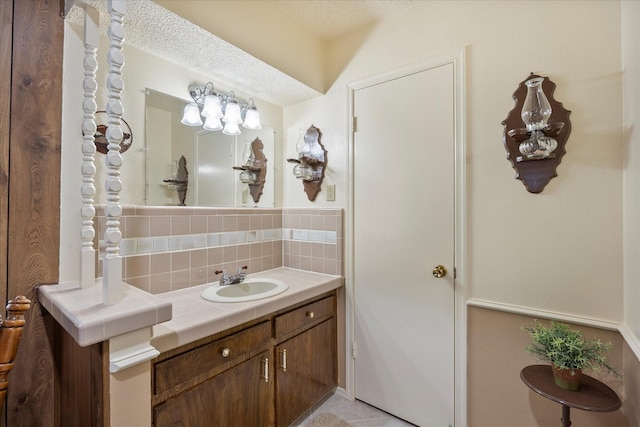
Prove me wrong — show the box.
[275,318,336,427]
[154,350,274,427]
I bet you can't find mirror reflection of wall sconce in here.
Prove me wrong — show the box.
[287,125,327,201]
[502,74,572,193]
[163,155,188,206]
[233,138,267,204]
[180,82,261,136]
[92,111,133,154]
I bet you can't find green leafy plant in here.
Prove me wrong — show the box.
[523,320,620,377]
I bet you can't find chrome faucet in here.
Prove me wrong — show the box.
[215,265,248,286]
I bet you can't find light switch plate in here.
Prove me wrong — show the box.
[326,184,336,201]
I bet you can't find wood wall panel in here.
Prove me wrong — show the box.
[6,0,62,425]
[0,0,13,315]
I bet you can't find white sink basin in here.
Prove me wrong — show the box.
[201,278,289,303]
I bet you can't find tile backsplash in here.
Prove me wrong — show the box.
[95,206,343,295]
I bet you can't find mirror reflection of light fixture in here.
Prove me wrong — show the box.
[180,82,261,134]
[502,73,572,193]
[180,102,202,126]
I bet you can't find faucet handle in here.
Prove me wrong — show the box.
[237,265,248,274]
[215,270,226,276]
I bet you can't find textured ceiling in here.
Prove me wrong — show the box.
[66,0,413,106]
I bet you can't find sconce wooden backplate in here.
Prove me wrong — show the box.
[233,137,267,203]
[248,138,267,203]
[286,125,328,201]
[502,74,572,193]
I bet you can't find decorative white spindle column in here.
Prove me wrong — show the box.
[103,0,127,304]
[80,6,99,289]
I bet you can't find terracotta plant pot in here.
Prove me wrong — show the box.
[552,366,582,391]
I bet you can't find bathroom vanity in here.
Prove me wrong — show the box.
[150,269,343,427]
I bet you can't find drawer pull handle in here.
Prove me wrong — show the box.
[280,349,287,372]
[261,358,269,383]
[306,311,315,319]
[221,348,230,358]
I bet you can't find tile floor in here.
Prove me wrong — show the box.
[293,392,416,427]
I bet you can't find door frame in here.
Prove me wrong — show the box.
[346,48,467,426]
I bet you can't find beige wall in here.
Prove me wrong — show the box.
[286,0,623,320]
[623,0,640,339]
[468,306,625,426]
[622,0,640,421]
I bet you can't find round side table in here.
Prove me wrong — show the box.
[520,365,621,427]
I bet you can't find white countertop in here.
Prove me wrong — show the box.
[151,267,344,354]
[38,278,173,347]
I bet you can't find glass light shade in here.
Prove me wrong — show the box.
[222,121,241,136]
[223,94,243,124]
[239,170,257,184]
[181,102,203,126]
[202,95,223,118]
[241,140,254,166]
[203,115,223,131]
[243,108,262,130]
[521,77,552,131]
[242,100,262,130]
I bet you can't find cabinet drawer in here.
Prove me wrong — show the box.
[275,295,335,339]
[154,320,271,396]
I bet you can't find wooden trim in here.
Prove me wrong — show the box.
[6,0,62,424]
[0,0,13,315]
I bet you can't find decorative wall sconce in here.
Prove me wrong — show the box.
[502,74,572,193]
[233,137,267,203]
[287,125,327,201]
[163,155,188,206]
[181,82,261,135]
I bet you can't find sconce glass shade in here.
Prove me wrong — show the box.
[242,140,255,166]
[202,94,223,118]
[223,121,241,136]
[521,77,552,131]
[239,170,257,184]
[203,115,223,131]
[223,93,243,124]
[181,102,203,126]
[242,99,262,130]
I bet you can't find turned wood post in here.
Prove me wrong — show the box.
[0,296,31,413]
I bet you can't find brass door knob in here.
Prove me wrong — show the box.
[432,265,447,278]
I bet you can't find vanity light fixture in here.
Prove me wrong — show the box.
[180,82,261,135]
[502,73,572,193]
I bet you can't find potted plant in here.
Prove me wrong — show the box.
[523,320,620,391]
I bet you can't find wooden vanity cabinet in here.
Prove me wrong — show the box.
[154,350,274,427]
[275,317,337,427]
[151,291,337,427]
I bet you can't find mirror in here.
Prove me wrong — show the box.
[145,89,275,207]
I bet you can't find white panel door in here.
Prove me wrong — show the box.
[353,63,455,426]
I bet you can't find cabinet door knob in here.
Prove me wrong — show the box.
[305,311,315,319]
[280,349,287,372]
[221,348,230,357]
